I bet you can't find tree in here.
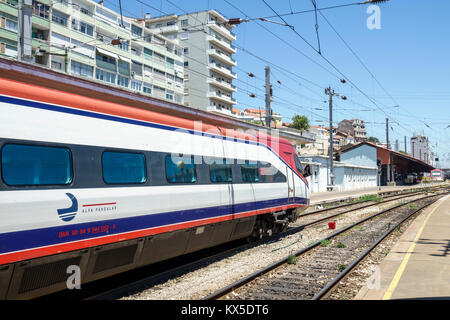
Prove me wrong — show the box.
[290,115,310,133]
[367,136,380,144]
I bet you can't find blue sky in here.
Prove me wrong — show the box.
[106,0,450,168]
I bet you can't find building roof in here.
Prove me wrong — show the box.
[338,141,435,170]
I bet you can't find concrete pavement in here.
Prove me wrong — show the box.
[355,194,450,300]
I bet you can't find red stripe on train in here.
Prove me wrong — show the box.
[0,204,304,265]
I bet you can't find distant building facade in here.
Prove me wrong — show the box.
[146,10,237,115]
[0,0,185,104]
[338,119,367,142]
[300,125,329,156]
[411,135,433,164]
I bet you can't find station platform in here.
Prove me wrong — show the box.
[310,183,444,206]
[355,194,450,300]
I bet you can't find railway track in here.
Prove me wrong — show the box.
[65,186,446,300]
[203,191,448,300]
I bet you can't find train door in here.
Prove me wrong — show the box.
[284,152,295,203]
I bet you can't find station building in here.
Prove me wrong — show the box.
[300,154,378,193]
[338,142,435,186]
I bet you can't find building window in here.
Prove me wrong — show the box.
[183,47,189,54]
[117,75,129,88]
[51,60,63,70]
[51,9,68,26]
[71,60,93,78]
[71,19,94,36]
[165,155,196,183]
[2,18,18,32]
[153,68,165,81]
[143,65,152,77]
[96,52,116,72]
[143,47,152,60]
[131,80,142,91]
[102,151,146,184]
[143,83,152,95]
[179,32,189,40]
[166,90,174,101]
[1,143,72,186]
[96,68,116,84]
[131,61,142,76]
[184,61,189,67]
[33,1,50,20]
[166,57,174,69]
[131,24,142,37]
[118,60,130,76]
[181,19,188,26]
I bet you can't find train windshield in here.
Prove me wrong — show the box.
[294,154,303,174]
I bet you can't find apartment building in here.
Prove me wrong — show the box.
[0,0,184,104]
[146,9,237,115]
[411,134,433,164]
[338,119,367,142]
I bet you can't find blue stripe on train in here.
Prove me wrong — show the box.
[0,94,308,183]
[0,197,307,255]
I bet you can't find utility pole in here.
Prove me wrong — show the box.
[265,66,272,128]
[18,0,33,62]
[325,87,335,187]
[324,86,346,189]
[386,118,390,183]
[385,118,390,150]
[404,136,407,154]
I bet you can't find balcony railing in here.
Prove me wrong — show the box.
[208,62,237,79]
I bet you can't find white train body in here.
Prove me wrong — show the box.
[0,78,309,299]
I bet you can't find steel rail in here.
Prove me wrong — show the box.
[311,194,447,300]
[203,191,448,300]
[302,185,443,217]
[86,186,447,300]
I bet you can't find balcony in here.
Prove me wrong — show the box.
[207,105,234,117]
[207,48,236,66]
[207,21,236,41]
[207,77,237,92]
[208,91,237,105]
[207,62,237,79]
[150,24,179,34]
[206,35,236,54]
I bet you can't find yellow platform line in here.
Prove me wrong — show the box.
[382,195,449,300]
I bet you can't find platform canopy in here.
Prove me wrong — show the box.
[338,141,434,172]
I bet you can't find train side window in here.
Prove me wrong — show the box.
[102,151,147,184]
[241,160,260,183]
[209,158,232,183]
[165,155,197,183]
[259,161,286,183]
[1,143,73,186]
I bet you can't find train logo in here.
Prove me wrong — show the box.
[57,193,78,222]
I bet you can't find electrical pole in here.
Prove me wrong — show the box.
[325,87,335,187]
[386,118,390,150]
[386,118,391,183]
[265,66,272,128]
[404,136,407,154]
[324,86,346,189]
[18,0,33,62]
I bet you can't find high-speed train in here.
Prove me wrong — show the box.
[0,77,310,299]
[430,169,444,182]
